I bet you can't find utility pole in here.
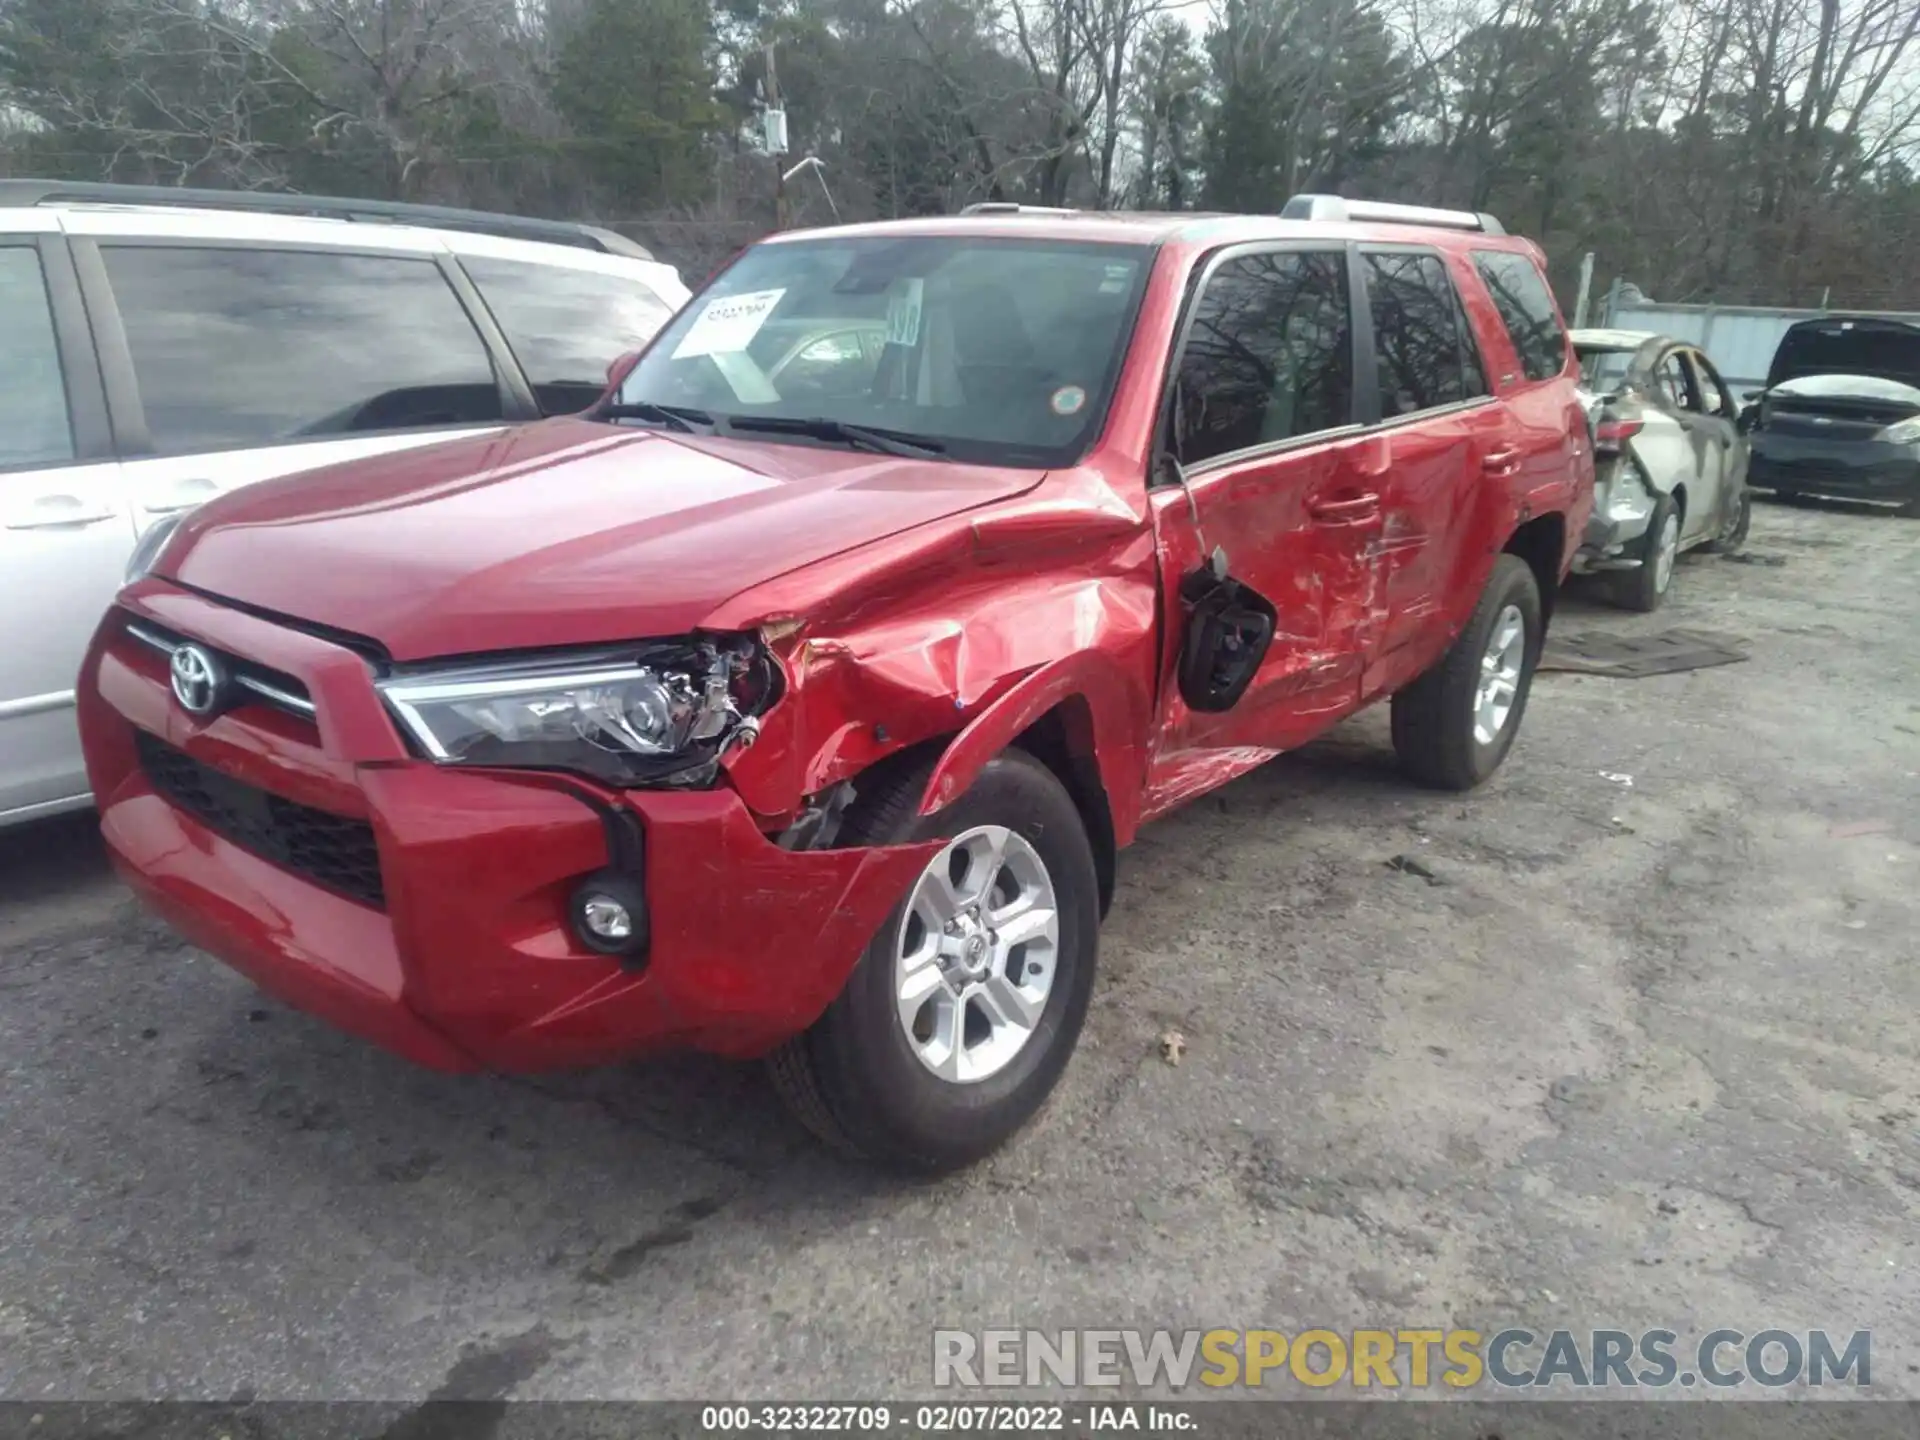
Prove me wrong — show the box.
[763,43,789,231]
[1572,251,1596,329]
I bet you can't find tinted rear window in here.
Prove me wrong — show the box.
[1577,349,1634,391]
[0,247,74,469]
[102,247,502,455]
[463,256,676,416]
[1363,250,1487,417]
[1472,251,1568,383]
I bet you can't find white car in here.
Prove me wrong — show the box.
[0,181,690,827]
[1569,327,1751,610]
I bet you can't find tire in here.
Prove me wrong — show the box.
[766,748,1100,1173]
[1390,554,1543,791]
[1703,486,1751,554]
[1610,493,1680,611]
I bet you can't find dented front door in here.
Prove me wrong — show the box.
[1141,243,1389,791]
[1149,430,1387,766]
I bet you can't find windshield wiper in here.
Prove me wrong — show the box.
[597,401,718,434]
[718,415,946,458]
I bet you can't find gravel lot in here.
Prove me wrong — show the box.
[3,496,1916,1405]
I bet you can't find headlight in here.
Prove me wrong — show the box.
[1875,415,1920,445]
[125,513,186,583]
[377,636,779,786]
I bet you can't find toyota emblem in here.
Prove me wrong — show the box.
[169,643,227,716]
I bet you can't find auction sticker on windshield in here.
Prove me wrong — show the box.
[673,289,786,360]
[886,278,925,347]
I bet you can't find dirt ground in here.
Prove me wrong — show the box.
[1,495,1916,1405]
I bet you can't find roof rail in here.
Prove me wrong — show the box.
[0,180,655,260]
[1280,193,1506,237]
[958,202,1080,217]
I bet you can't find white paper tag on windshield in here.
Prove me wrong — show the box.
[885,278,924,347]
[672,288,785,360]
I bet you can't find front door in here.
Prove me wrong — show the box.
[1682,349,1742,536]
[1650,347,1722,541]
[1145,244,1385,805]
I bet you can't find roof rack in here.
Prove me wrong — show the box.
[0,180,655,260]
[1280,193,1506,236]
[958,202,1081,217]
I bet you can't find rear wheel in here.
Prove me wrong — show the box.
[1391,554,1543,791]
[767,749,1099,1173]
[1611,494,1680,611]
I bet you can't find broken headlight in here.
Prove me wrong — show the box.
[376,636,779,787]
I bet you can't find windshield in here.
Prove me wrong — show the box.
[615,235,1154,467]
[1577,347,1634,392]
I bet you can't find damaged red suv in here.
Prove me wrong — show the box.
[80,197,1591,1171]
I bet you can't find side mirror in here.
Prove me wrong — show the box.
[606,350,643,388]
[1177,558,1276,713]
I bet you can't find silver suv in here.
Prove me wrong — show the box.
[0,182,689,827]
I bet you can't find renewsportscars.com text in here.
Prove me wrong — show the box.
[932,1328,1872,1391]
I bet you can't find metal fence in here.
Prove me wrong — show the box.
[1600,295,1920,394]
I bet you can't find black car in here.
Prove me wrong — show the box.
[1744,316,1920,514]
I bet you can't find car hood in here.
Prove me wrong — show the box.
[1766,317,1920,391]
[160,419,1045,660]
[1765,373,1920,410]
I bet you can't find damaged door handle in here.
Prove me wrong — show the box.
[1307,493,1380,524]
[1483,448,1521,476]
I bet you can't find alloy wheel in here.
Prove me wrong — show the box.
[894,825,1060,1084]
[1474,603,1526,746]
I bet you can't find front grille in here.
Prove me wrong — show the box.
[122,618,316,723]
[136,731,386,909]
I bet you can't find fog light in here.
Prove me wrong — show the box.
[568,869,650,960]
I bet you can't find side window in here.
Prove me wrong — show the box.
[462,256,675,416]
[1471,251,1568,383]
[1362,249,1488,418]
[1686,352,1731,418]
[1656,352,1698,412]
[1173,249,1352,466]
[0,247,76,469]
[101,247,503,456]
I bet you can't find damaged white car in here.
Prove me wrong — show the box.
[1572,329,1752,611]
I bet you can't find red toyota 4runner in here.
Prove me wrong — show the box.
[79,197,1592,1172]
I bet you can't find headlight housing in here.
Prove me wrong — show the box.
[1875,414,1920,445]
[377,635,780,787]
[125,513,186,583]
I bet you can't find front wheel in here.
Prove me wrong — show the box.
[1391,554,1543,791]
[767,749,1100,1173]
[1704,486,1752,553]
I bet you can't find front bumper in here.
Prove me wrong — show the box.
[1749,436,1920,502]
[79,583,939,1072]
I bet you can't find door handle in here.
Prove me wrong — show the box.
[4,496,121,530]
[1483,448,1522,475]
[1307,493,1381,523]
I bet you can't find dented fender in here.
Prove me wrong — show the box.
[916,648,1152,844]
